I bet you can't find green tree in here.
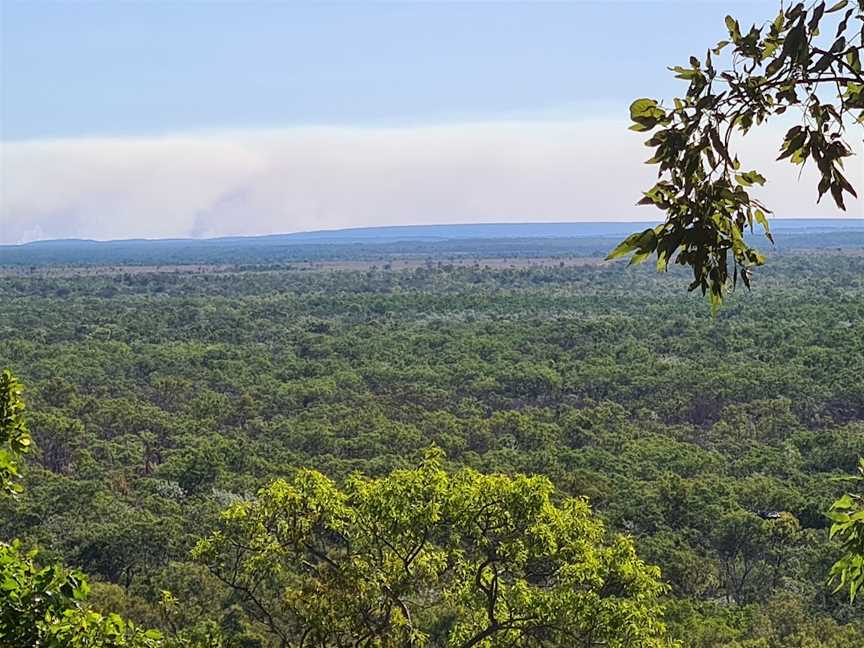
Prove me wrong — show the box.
[0,541,162,647]
[611,1,862,306]
[193,450,672,647]
[828,458,864,600]
[0,369,31,495]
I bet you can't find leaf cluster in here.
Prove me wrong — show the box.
[0,540,162,647]
[0,368,31,495]
[828,458,864,601]
[612,1,863,308]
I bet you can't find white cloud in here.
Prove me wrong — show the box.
[1,120,860,244]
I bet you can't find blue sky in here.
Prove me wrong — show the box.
[1,1,859,243]
[2,1,781,139]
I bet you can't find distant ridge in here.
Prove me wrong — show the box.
[11,218,864,248]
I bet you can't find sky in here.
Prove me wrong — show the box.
[1,1,861,244]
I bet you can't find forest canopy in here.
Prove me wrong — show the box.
[1,248,863,646]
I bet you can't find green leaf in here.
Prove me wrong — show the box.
[605,233,642,261]
[725,15,741,41]
[773,11,784,32]
[629,250,652,266]
[781,23,807,61]
[736,170,767,186]
[833,494,855,510]
[754,210,774,243]
[630,98,659,119]
[812,53,835,73]
[847,47,861,73]
[629,122,653,132]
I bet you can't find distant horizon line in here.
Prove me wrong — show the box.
[5,217,863,248]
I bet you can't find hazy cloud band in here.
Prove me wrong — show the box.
[1,121,860,244]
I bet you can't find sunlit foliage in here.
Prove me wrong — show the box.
[193,450,671,647]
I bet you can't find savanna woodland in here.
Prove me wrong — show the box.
[2,2,864,647]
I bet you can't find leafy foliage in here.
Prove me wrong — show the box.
[2,250,864,645]
[0,541,162,647]
[193,450,671,647]
[613,1,863,306]
[828,458,864,601]
[0,368,31,495]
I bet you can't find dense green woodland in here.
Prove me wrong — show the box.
[2,250,864,645]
